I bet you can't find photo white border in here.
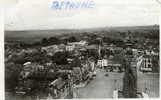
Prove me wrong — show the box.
[0,0,161,100]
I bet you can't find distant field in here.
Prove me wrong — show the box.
[5,25,159,43]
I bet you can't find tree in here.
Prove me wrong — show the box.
[41,38,49,46]
[52,51,68,65]
[5,62,22,91]
[67,36,77,42]
[48,37,60,44]
[70,56,82,68]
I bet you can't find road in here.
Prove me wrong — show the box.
[76,69,124,98]
[75,69,159,98]
[137,72,160,98]
[5,70,159,99]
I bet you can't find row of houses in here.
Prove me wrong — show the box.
[15,61,72,98]
[139,54,159,72]
[15,55,97,99]
[97,58,122,72]
[41,41,87,55]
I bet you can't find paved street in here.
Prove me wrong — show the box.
[137,72,160,98]
[77,69,124,98]
[75,69,159,98]
[5,70,159,99]
[136,57,160,98]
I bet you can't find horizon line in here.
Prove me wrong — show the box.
[5,24,159,31]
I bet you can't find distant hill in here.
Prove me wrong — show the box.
[5,25,159,43]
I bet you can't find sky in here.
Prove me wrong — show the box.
[4,0,161,30]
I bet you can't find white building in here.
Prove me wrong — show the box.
[67,40,87,46]
[140,55,152,72]
[97,59,108,69]
[65,45,75,51]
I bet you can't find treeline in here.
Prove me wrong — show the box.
[6,28,159,49]
[6,36,79,49]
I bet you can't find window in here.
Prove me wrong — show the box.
[148,59,151,63]
[148,64,151,68]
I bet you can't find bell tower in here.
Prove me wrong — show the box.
[122,31,137,98]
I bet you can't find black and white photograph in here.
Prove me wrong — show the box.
[4,0,160,99]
